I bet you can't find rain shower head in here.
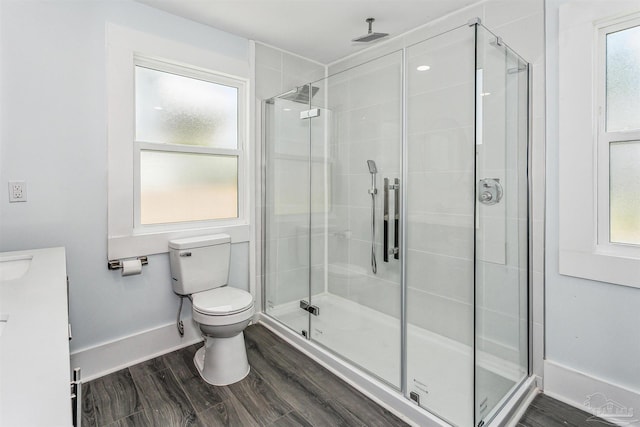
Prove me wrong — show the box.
[367,160,377,174]
[279,84,319,104]
[352,18,388,43]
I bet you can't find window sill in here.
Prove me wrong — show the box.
[108,223,250,260]
[559,249,640,289]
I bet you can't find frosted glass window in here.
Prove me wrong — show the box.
[610,141,640,244]
[135,66,238,148]
[140,150,238,225]
[606,25,640,132]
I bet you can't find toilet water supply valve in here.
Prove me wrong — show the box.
[177,295,185,336]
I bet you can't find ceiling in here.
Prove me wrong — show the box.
[136,0,479,64]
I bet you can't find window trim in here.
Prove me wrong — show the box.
[558,4,640,289]
[595,15,640,257]
[107,24,251,260]
[132,57,246,232]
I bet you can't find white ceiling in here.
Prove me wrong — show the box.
[136,0,479,64]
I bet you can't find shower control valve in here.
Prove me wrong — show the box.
[478,178,503,205]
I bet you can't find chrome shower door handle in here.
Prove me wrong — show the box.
[393,178,400,260]
[383,178,400,263]
[383,178,389,263]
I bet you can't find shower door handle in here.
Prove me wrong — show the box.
[383,178,400,262]
[393,178,400,260]
[383,178,389,263]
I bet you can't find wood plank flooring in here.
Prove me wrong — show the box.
[82,324,408,427]
[517,394,615,427]
[83,323,615,427]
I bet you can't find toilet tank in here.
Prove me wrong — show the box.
[168,234,231,295]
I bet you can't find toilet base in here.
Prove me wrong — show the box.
[194,332,250,386]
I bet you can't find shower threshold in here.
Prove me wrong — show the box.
[266,293,525,427]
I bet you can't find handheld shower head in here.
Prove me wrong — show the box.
[367,160,378,174]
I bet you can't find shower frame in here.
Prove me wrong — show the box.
[260,19,535,427]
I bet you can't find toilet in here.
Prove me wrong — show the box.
[168,234,255,386]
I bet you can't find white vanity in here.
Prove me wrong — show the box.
[0,247,73,427]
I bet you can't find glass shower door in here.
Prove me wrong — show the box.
[474,25,529,426]
[405,25,476,427]
[263,94,313,335]
[308,51,404,389]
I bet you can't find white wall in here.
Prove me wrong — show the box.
[0,0,251,355]
[545,0,640,402]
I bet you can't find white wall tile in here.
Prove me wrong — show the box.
[348,102,401,142]
[255,43,282,71]
[492,12,544,63]
[255,65,283,99]
[476,262,520,316]
[406,249,473,303]
[348,275,401,319]
[406,171,474,216]
[347,139,401,176]
[283,53,325,90]
[407,39,474,95]
[482,0,541,29]
[347,173,378,209]
[402,4,485,49]
[407,127,474,173]
[346,61,402,110]
[406,214,474,259]
[477,307,520,349]
[407,288,473,345]
[407,83,475,134]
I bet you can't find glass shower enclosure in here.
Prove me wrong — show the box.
[262,22,530,427]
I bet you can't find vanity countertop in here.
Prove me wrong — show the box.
[0,247,72,427]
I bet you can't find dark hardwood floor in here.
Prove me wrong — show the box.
[83,323,615,427]
[517,394,616,427]
[82,324,408,427]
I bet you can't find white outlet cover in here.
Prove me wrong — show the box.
[8,181,27,202]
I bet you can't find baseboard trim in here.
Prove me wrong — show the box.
[544,360,640,426]
[70,321,203,382]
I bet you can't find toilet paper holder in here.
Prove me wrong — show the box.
[107,256,148,271]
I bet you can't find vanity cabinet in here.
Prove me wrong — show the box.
[0,247,74,426]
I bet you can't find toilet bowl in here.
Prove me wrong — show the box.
[169,234,255,386]
[191,286,254,385]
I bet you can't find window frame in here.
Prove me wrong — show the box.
[107,24,251,260]
[558,4,640,289]
[132,57,246,232]
[595,16,640,257]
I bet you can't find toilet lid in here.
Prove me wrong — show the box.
[192,287,253,316]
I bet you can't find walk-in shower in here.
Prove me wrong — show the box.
[262,20,530,427]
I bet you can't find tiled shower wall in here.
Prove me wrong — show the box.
[404,27,476,347]
[325,52,403,319]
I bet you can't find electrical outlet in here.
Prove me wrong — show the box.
[8,181,27,202]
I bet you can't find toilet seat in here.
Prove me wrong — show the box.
[192,287,253,316]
